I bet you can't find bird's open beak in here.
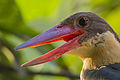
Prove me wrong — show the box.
[15,24,86,67]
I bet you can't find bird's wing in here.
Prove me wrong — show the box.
[82,63,120,80]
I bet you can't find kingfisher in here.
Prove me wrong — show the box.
[15,12,120,80]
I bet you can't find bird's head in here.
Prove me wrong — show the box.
[15,12,120,67]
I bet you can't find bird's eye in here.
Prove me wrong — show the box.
[79,17,89,27]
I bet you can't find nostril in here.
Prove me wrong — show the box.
[57,25,63,28]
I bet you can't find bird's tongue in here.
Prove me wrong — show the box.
[15,24,86,67]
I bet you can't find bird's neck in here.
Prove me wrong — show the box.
[68,31,120,71]
[82,31,120,70]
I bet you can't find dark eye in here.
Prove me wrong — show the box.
[79,17,89,27]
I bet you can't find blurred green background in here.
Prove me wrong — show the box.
[0,0,120,80]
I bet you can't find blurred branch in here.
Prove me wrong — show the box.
[0,63,80,79]
[56,57,76,80]
[27,70,80,79]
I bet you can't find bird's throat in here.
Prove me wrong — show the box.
[68,31,120,70]
[82,31,120,70]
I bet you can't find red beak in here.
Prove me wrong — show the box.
[15,24,86,67]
